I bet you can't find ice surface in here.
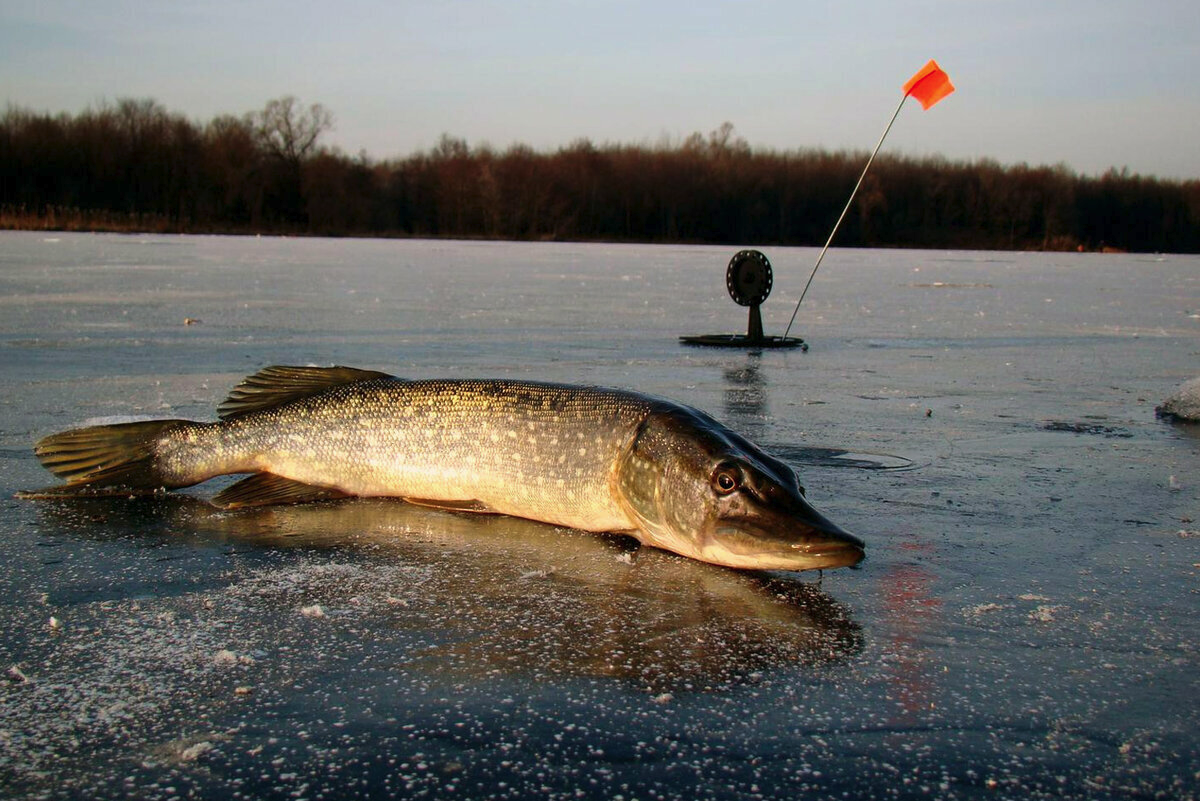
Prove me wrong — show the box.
[1,232,1198,799]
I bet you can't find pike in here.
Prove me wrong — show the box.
[22,366,865,571]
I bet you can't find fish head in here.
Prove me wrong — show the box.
[615,405,864,571]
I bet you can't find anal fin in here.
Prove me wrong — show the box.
[213,473,351,508]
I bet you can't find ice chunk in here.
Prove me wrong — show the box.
[1157,376,1200,422]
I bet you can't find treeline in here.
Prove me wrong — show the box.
[3,99,1199,252]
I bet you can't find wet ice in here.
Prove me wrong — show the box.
[1,233,1198,799]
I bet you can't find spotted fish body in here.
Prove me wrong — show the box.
[25,366,865,572]
[158,377,648,531]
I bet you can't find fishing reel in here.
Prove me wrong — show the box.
[725,250,773,340]
[679,249,804,349]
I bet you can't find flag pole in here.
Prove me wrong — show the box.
[782,93,908,341]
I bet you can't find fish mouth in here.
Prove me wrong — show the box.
[708,520,865,571]
[790,539,866,569]
[709,496,865,571]
[784,518,866,569]
[779,493,865,567]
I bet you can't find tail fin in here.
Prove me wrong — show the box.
[22,420,188,496]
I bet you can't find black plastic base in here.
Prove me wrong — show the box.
[679,334,807,350]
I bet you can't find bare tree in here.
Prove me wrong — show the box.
[249,96,333,164]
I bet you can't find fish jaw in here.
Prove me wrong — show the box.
[702,491,865,571]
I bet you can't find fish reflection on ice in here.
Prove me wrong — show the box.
[36,496,862,691]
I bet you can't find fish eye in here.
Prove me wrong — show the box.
[711,464,741,495]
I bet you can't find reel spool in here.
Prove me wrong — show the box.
[726,249,773,339]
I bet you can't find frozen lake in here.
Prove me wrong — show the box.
[1,231,1198,799]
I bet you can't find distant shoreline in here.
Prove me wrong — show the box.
[0,209,1138,254]
[4,100,1196,253]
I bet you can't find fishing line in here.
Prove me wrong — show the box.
[782,96,907,340]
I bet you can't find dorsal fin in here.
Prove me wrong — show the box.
[217,365,394,420]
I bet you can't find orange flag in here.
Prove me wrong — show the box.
[903,60,955,110]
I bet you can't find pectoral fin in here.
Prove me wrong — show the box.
[213,473,351,508]
[402,497,499,514]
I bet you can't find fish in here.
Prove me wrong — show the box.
[21,365,865,571]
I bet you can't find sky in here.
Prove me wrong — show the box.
[2,0,1199,179]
